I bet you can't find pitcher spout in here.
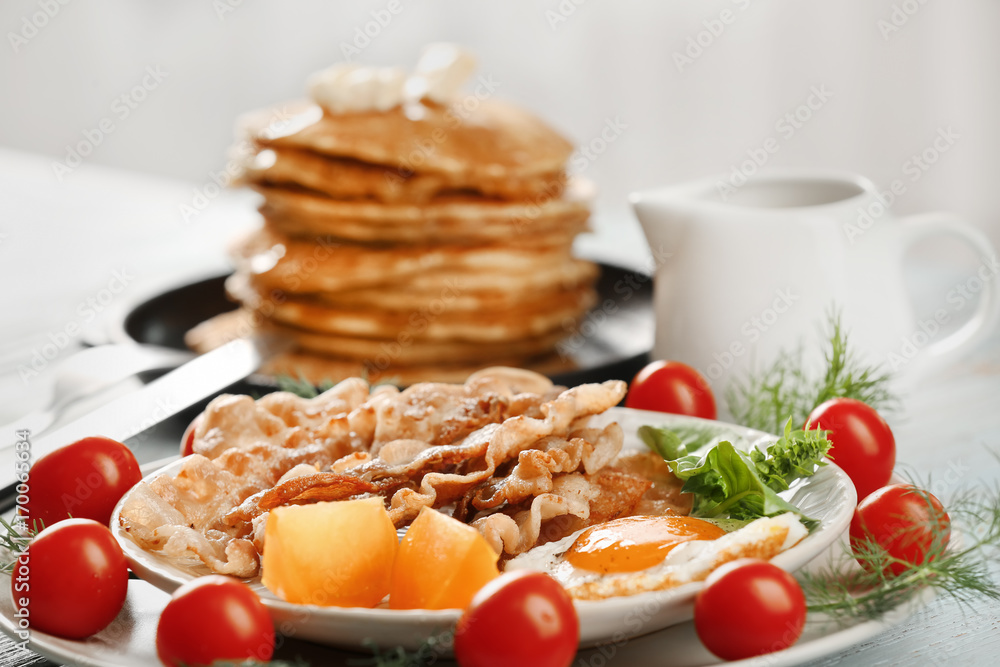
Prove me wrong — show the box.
[629,187,693,253]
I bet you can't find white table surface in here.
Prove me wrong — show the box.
[0,147,998,666]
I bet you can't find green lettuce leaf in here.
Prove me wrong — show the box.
[637,423,735,460]
[637,425,688,461]
[646,419,831,527]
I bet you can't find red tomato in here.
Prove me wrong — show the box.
[11,519,129,639]
[156,575,275,667]
[850,483,950,577]
[180,413,203,457]
[625,360,717,419]
[694,558,806,661]
[804,398,895,502]
[25,436,142,529]
[454,571,578,667]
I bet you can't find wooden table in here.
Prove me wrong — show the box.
[0,148,997,666]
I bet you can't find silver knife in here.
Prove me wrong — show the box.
[0,335,288,505]
[0,343,196,440]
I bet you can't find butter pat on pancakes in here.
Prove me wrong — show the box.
[307,43,476,115]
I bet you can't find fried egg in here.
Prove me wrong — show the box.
[504,512,807,601]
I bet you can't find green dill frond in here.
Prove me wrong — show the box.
[799,479,1000,624]
[348,635,450,667]
[0,514,36,574]
[275,375,336,399]
[727,309,897,434]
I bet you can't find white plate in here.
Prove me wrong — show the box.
[0,565,937,667]
[571,534,939,667]
[108,407,857,651]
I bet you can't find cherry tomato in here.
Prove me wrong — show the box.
[804,398,895,502]
[11,519,129,639]
[156,575,275,667]
[180,413,203,457]
[25,436,142,529]
[850,483,950,577]
[625,360,717,419]
[454,570,579,667]
[694,558,806,661]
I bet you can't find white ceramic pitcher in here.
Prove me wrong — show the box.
[630,170,1000,391]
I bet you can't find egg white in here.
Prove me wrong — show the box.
[504,512,807,599]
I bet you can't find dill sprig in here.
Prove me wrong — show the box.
[0,514,37,574]
[799,478,1000,623]
[276,373,401,399]
[726,309,897,434]
[348,635,449,667]
[276,375,336,399]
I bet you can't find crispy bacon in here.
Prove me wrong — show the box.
[472,468,653,557]
[470,423,624,511]
[118,370,632,577]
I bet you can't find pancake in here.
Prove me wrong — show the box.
[186,310,577,384]
[261,349,577,387]
[272,325,570,365]
[185,309,250,354]
[240,99,574,183]
[400,262,599,293]
[242,147,568,203]
[253,286,596,343]
[310,279,588,312]
[186,309,570,364]
[231,260,599,309]
[254,183,589,244]
[232,224,586,295]
[227,269,596,314]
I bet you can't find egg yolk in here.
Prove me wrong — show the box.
[565,516,726,574]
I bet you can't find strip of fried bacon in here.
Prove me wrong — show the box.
[223,379,627,529]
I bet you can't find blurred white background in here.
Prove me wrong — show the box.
[2,0,999,422]
[1,0,998,250]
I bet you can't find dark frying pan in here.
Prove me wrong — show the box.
[117,262,654,390]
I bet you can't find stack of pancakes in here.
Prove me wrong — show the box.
[187,97,598,385]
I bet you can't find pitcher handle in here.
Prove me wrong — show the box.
[898,212,1000,374]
